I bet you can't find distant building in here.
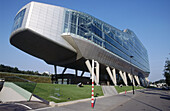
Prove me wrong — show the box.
[10,2,150,86]
[42,71,50,75]
[51,74,90,85]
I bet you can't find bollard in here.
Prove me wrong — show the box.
[91,60,94,108]
[91,82,94,108]
[125,90,126,94]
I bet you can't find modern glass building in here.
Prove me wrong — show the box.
[10,2,150,86]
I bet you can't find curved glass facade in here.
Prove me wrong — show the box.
[63,9,149,73]
[12,8,26,31]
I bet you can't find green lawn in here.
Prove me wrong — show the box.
[33,83,103,103]
[114,86,144,93]
[10,81,144,103]
[14,82,37,93]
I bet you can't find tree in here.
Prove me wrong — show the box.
[154,79,166,84]
[0,64,41,76]
[163,59,170,86]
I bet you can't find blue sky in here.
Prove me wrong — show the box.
[0,0,170,82]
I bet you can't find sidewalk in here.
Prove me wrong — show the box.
[31,91,136,111]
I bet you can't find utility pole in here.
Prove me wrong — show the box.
[130,56,135,95]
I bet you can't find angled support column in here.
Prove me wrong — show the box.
[134,75,140,86]
[80,71,85,77]
[123,72,128,86]
[62,67,67,74]
[106,67,117,86]
[61,67,67,84]
[112,68,117,86]
[119,71,128,86]
[128,73,135,86]
[145,77,149,83]
[85,60,99,85]
[145,77,149,86]
[95,61,99,85]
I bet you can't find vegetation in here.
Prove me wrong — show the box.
[0,72,51,83]
[114,86,144,93]
[14,82,37,93]
[0,64,49,76]
[33,83,103,103]
[0,71,102,103]
[163,59,170,86]
[153,79,166,84]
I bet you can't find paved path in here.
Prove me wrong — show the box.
[113,88,170,111]
[102,86,118,96]
[0,101,49,111]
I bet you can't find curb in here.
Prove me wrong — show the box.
[50,89,145,107]
[118,88,145,94]
[49,96,105,107]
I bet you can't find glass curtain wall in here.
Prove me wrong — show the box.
[12,8,26,31]
[63,9,149,73]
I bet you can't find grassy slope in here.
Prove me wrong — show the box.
[114,86,144,93]
[0,72,51,83]
[33,83,103,103]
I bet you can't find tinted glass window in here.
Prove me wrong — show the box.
[63,10,150,72]
[12,8,26,31]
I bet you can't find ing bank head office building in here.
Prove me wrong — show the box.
[10,2,150,86]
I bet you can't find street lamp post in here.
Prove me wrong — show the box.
[130,56,135,95]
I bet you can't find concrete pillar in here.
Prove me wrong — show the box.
[106,67,117,86]
[112,68,117,86]
[134,75,140,86]
[119,71,128,86]
[61,67,67,84]
[145,77,149,82]
[96,62,99,85]
[85,60,99,85]
[145,77,149,86]
[128,73,135,86]
[123,72,128,86]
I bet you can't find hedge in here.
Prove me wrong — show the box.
[0,72,51,83]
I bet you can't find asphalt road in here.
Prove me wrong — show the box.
[0,101,49,111]
[113,88,170,111]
